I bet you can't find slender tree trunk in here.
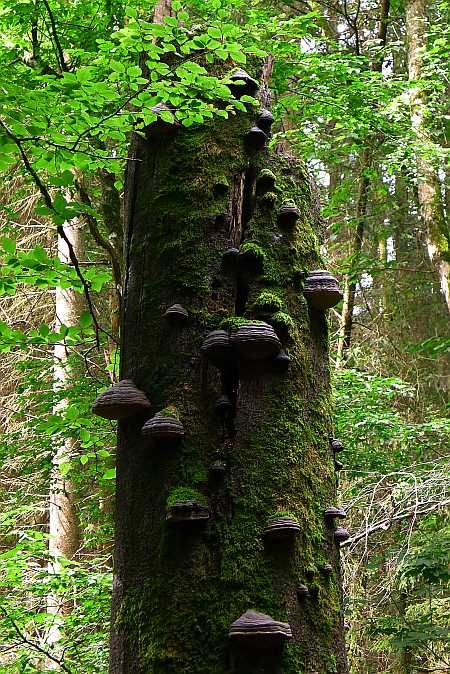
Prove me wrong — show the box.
[336,151,370,366]
[335,0,391,366]
[109,63,348,673]
[47,218,84,660]
[405,0,450,315]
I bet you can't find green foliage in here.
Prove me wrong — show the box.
[166,486,207,507]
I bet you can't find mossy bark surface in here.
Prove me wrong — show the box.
[110,81,348,674]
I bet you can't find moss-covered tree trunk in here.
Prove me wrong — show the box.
[110,66,348,674]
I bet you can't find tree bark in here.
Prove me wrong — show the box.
[47,218,84,659]
[405,0,450,315]
[109,63,348,674]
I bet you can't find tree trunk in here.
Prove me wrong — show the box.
[47,218,84,658]
[109,64,348,674]
[405,0,450,315]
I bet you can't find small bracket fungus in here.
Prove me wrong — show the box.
[245,125,267,151]
[209,459,227,479]
[303,270,343,310]
[334,527,350,544]
[273,351,291,373]
[278,203,300,229]
[324,507,347,520]
[164,304,188,325]
[215,394,233,419]
[166,500,210,526]
[331,438,344,453]
[320,563,333,576]
[296,584,309,599]
[334,459,344,471]
[146,103,180,136]
[228,611,292,647]
[263,516,301,542]
[92,380,151,420]
[256,109,275,133]
[237,244,265,275]
[221,247,240,271]
[256,169,276,194]
[228,69,259,98]
[141,414,184,444]
[231,323,281,361]
[201,330,232,368]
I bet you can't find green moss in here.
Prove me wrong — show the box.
[267,510,298,520]
[220,316,265,330]
[166,487,207,508]
[270,311,296,336]
[253,290,284,313]
[240,241,266,261]
[157,405,180,419]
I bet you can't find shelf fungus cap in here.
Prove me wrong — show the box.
[256,109,275,133]
[229,611,292,644]
[228,69,259,98]
[231,323,281,361]
[297,584,309,598]
[273,351,291,372]
[334,527,350,544]
[246,126,267,151]
[166,501,210,525]
[215,394,233,417]
[320,563,333,576]
[201,330,232,368]
[141,414,184,441]
[147,103,181,134]
[278,203,300,228]
[222,247,240,269]
[331,438,344,453]
[256,169,276,193]
[303,270,343,310]
[164,304,189,324]
[334,459,344,471]
[209,459,227,476]
[324,507,347,520]
[92,380,151,420]
[263,516,301,541]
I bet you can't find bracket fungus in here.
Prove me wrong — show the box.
[228,69,259,98]
[324,507,347,520]
[273,351,291,372]
[256,169,276,194]
[246,126,267,151]
[297,584,309,599]
[331,438,344,453]
[215,394,233,419]
[209,459,227,478]
[278,203,300,229]
[320,563,333,576]
[334,459,344,471]
[237,244,265,275]
[222,247,240,271]
[256,109,275,133]
[166,500,210,526]
[303,270,343,310]
[141,414,184,443]
[334,527,350,544]
[228,611,292,647]
[201,330,232,368]
[164,304,188,325]
[92,380,151,420]
[231,323,281,361]
[263,516,301,542]
[147,103,180,135]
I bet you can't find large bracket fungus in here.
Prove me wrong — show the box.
[201,330,232,368]
[263,516,301,542]
[164,304,189,325]
[256,109,275,134]
[278,203,300,229]
[245,125,267,151]
[166,500,210,527]
[231,322,281,361]
[228,69,259,98]
[92,380,151,420]
[324,507,347,521]
[141,413,185,444]
[303,270,343,310]
[334,527,350,545]
[228,610,292,647]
